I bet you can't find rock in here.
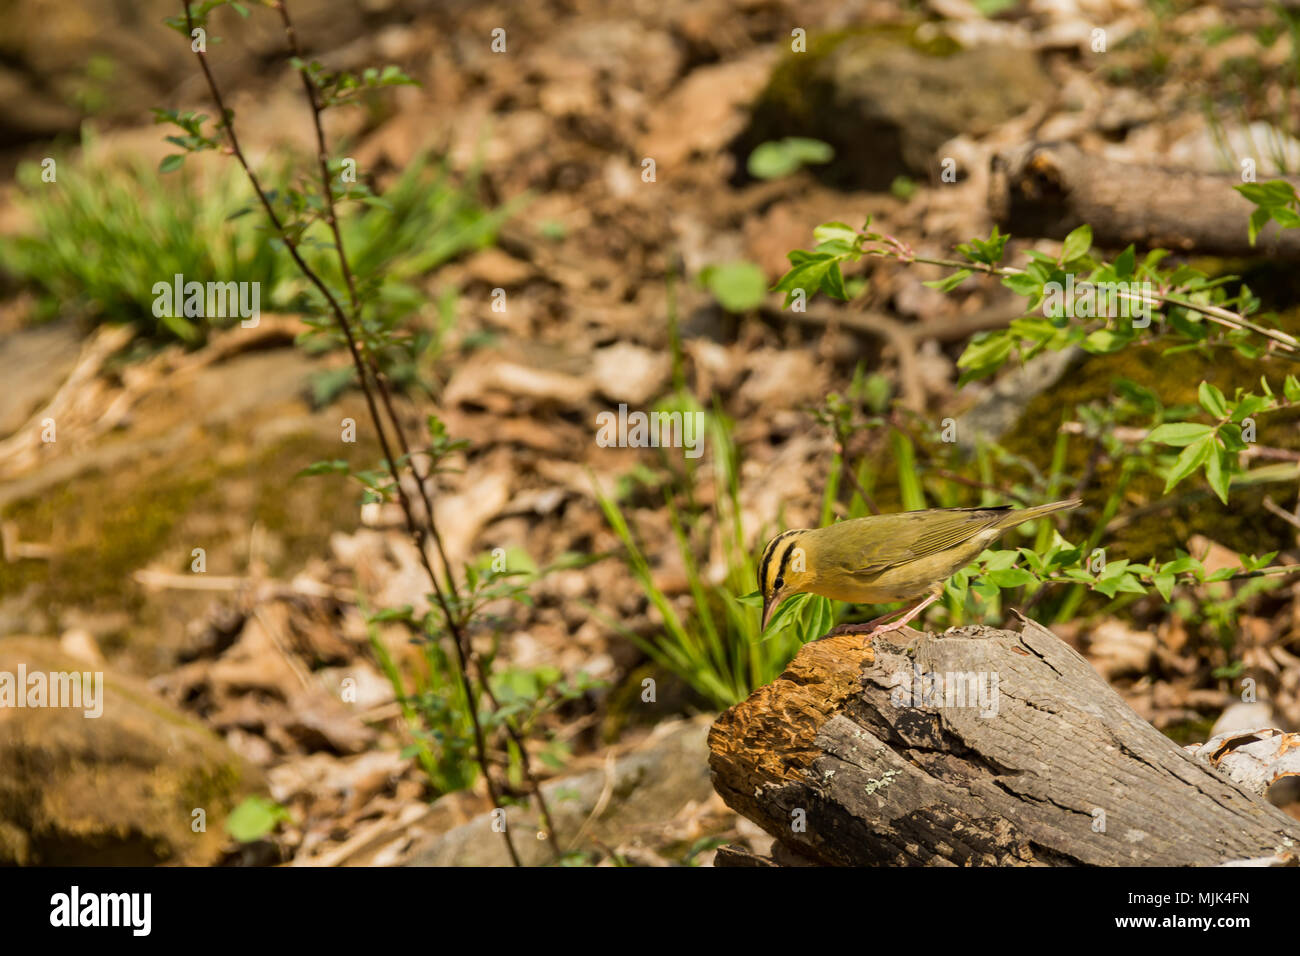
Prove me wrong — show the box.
[1212,702,1279,739]
[403,716,714,866]
[591,343,671,406]
[739,30,1048,189]
[57,629,104,667]
[462,248,536,288]
[0,636,262,865]
[0,321,83,439]
[1085,619,1157,681]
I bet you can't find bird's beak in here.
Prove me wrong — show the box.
[761,593,779,632]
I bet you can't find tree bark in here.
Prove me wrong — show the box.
[988,141,1300,260]
[708,619,1300,866]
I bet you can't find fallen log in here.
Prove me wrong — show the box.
[988,141,1300,260]
[708,618,1300,866]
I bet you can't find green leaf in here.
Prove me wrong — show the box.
[800,595,835,643]
[1248,206,1271,246]
[225,796,291,843]
[822,260,848,300]
[1113,573,1148,595]
[1235,180,1298,206]
[1231,394,1268,422]
[1152,572,1175,602]
[701,262,767,312]
[1163,434,1214,493]
[296,459,350,478]
[1204,443,1230,504]
[1001,272,1042,297]
[1147,422,1213,447]
[1272,205,1300,228]
[923,269,972,292]
[367,605,414,623]
[159,154,185,173]
[1161,553,1204,577]
[1198,382,1228,418]
[1083,329,1129,353]
[813,221,859,246]
[747,137,834,179]
[1060,224,1092,262]
[956,331,1014,380]
[987,567,1036,588]
[1113,245,1136,279]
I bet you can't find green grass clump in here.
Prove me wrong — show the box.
[596,395,835,709]
[1,134,511,345]
[3,142,284,340]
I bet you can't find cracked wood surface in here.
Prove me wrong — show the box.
[708,619,1300,866]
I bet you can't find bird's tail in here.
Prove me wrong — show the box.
[998,498,1082,529]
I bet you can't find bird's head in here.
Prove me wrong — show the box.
[758,529,816,631]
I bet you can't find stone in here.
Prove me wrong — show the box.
[739,31,1049,189]
[0,636,262,865]
[403,716,714,866]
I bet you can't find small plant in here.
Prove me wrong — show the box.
[746,136,834,179]
[158,0,556,865]
[596,393,837,708]
[697,261,767,313]
[225,795,294,843]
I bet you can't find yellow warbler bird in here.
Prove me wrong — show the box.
[759,498,1081,638]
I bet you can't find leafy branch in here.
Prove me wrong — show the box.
[776,216,1300,506]
[164,0,552,865]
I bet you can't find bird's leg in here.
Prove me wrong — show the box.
[820,591,941,640]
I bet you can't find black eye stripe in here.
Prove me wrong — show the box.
[759,530,798,593]
[775,540,797,584]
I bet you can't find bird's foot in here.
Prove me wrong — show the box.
[818,592,941,642]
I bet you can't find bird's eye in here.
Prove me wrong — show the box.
[774,576,784,590]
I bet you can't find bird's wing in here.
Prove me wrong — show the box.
[834,508,1011,575]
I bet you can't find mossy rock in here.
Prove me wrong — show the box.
[0,636,262,865]
[1000,333,1300,561]
[737,26,1048,189]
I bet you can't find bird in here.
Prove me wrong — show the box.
[758,498,1081,639]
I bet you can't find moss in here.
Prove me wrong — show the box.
[1161,716,1216,747]
[0,466,212,613]
[0,426,378,622]
[245,430,373,574]
[179,761,248,815]
[1000,337,1300,561]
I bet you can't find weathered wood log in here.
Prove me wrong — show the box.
[708,619,1300,866]
[988,141,1300,260]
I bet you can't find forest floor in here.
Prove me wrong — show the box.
[1,0,1299,865]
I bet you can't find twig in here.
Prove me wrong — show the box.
[269,0,560,858]
[862,246,1300,358]
[178,0,525,865]
[1263,495,1300,532]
